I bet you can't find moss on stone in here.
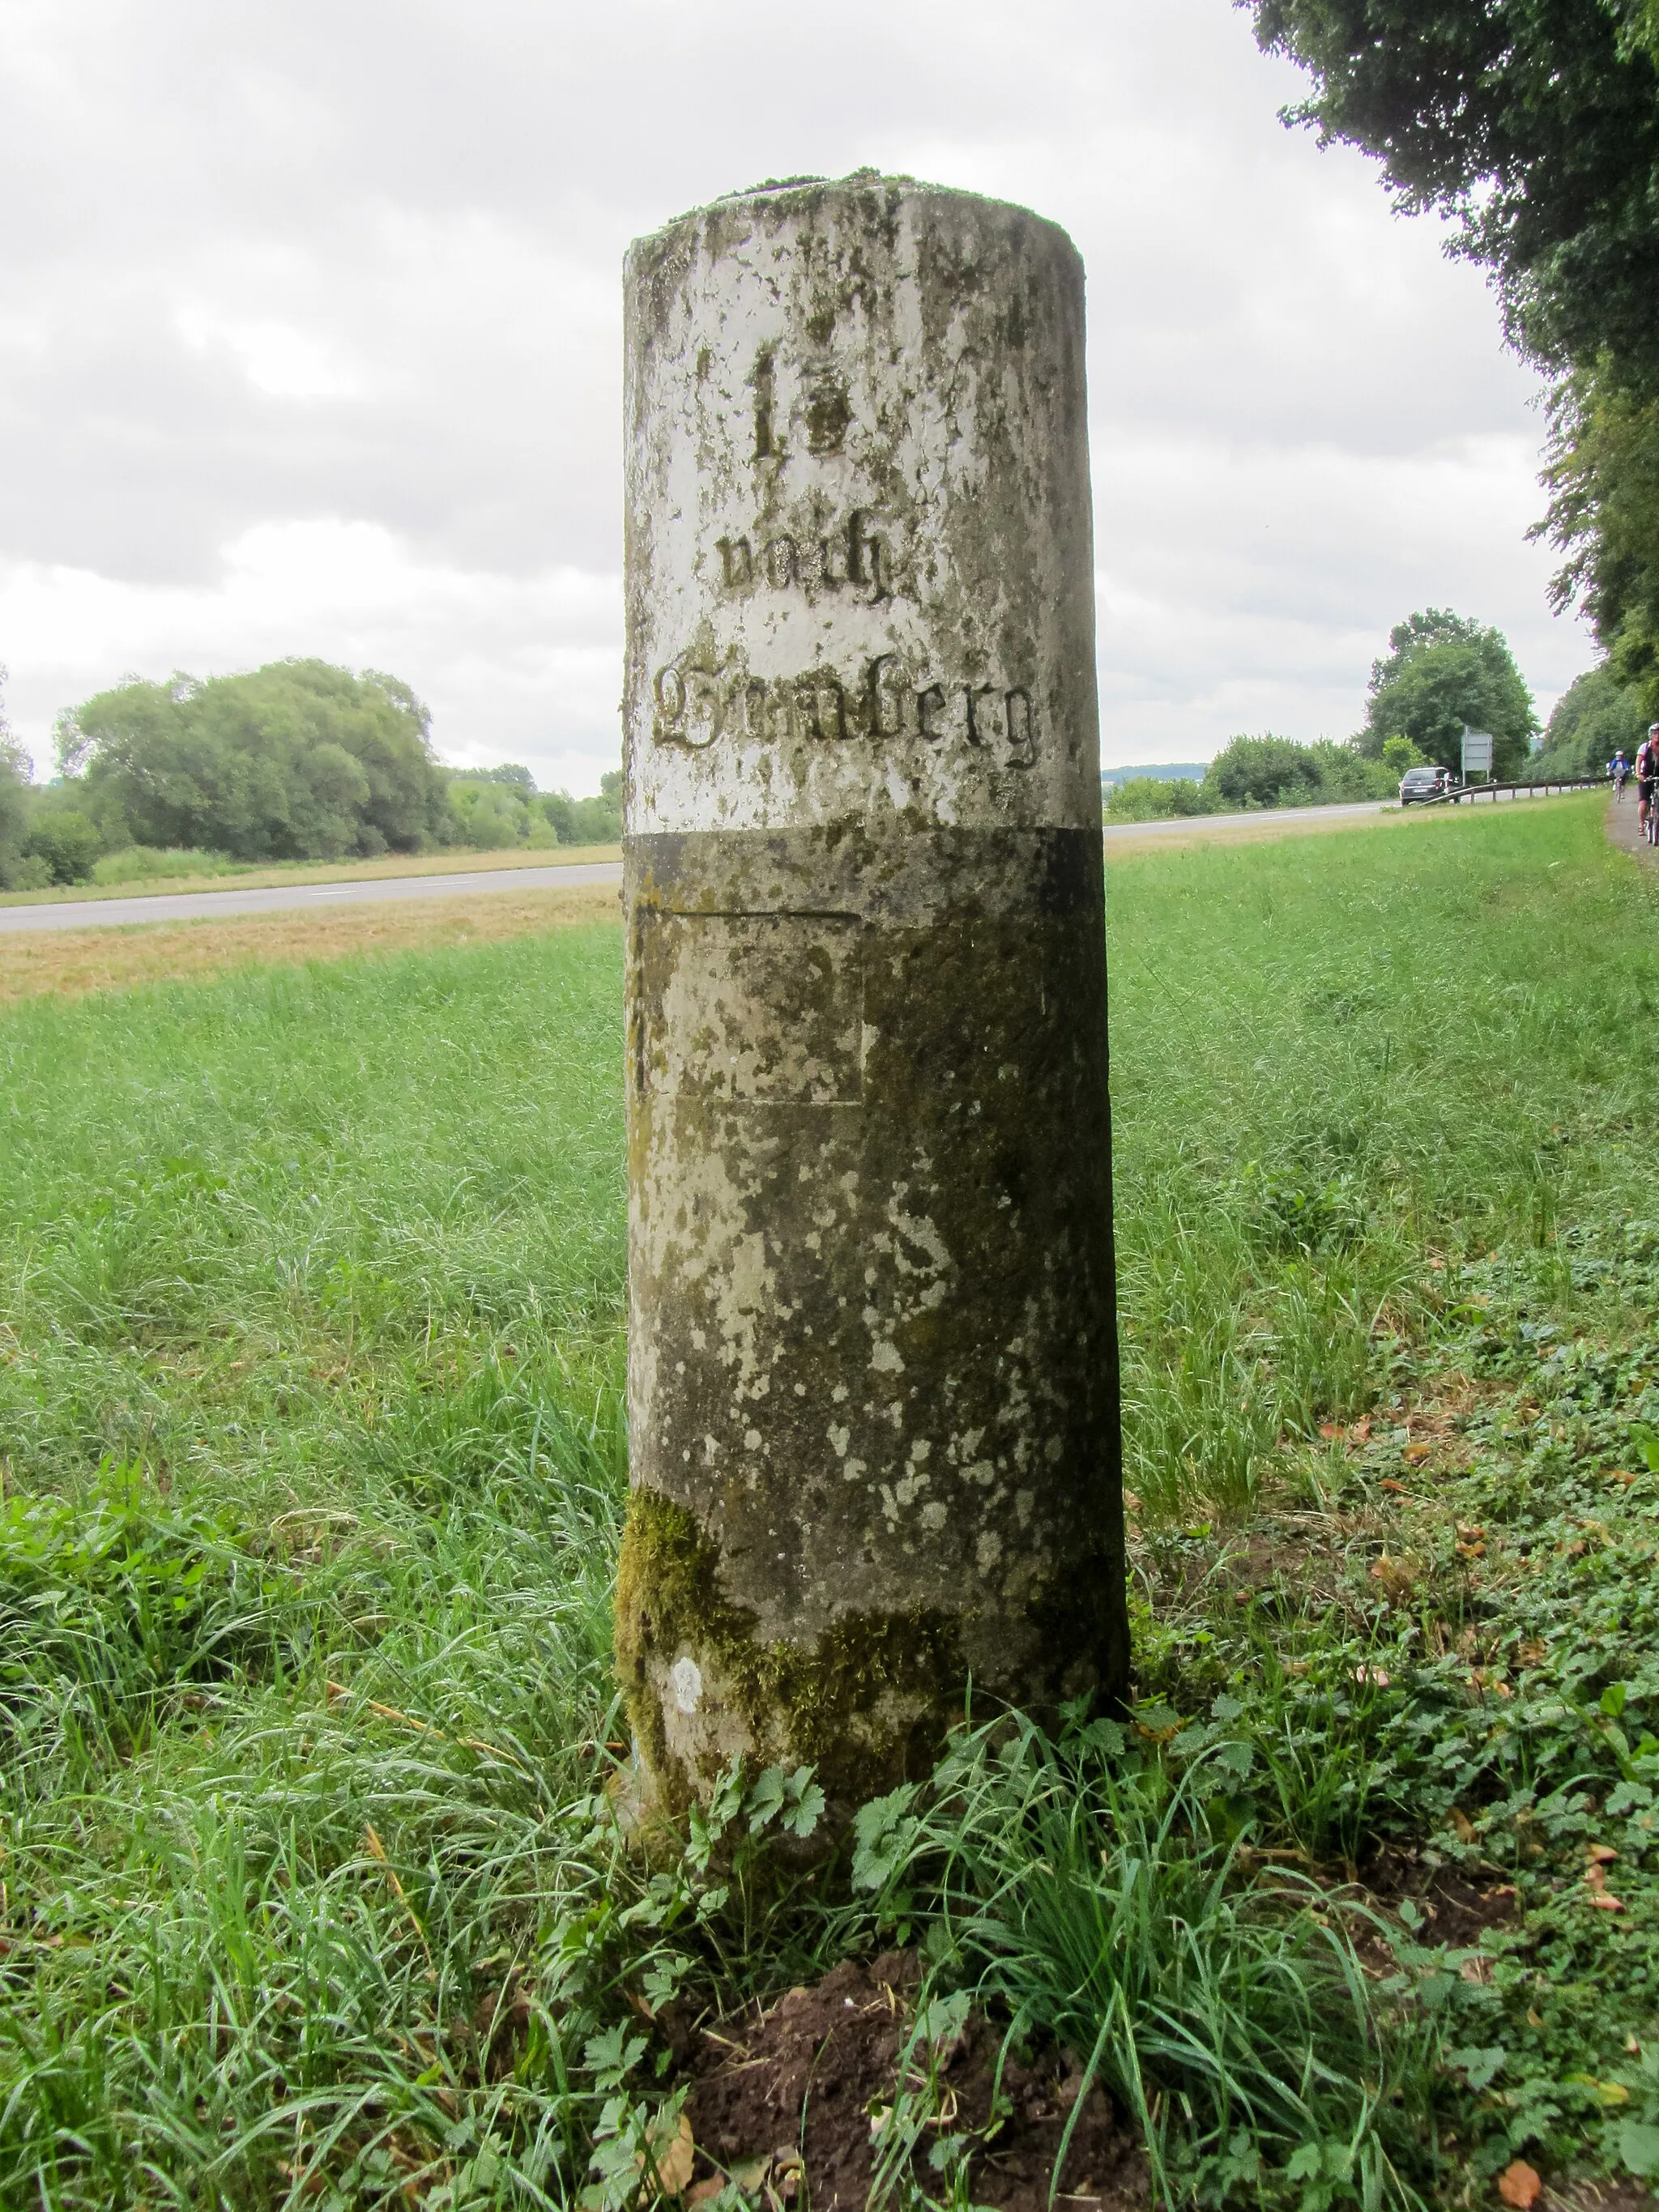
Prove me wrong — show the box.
[614,1484,969,1817]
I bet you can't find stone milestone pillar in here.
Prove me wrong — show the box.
[616,173,1126,1818]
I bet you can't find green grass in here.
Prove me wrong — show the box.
[1106,796,1641,1515]
[2,794,1658,2205]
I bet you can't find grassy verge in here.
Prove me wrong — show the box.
[0,880,621,1007]
[0,793,1655,2206]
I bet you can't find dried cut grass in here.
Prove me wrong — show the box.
[0,882,622,1004]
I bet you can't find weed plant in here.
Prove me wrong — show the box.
[851,1711,1440,2207]
[0,797,1657,2202]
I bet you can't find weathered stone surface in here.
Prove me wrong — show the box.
[617,173,1126,1817]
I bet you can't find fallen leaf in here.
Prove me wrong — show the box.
[649,2112,695,2197]
[1456,1541,1487,1560]
[1518,1640,1547,1667]
[686,2184,724,2208]
[1123,1491,1142,1515]
[1498,2160,1542,2208]
[1354,1664,1392,1686]
[1588,1843,1620,1865]
[1457,1524,1486,1542]
[1320,1422,1345,1441]
[1370,1553,1421,1603]
[1380,1478,1407,1495]
[1588,1893,1626,1912]
[1351,1417,1371,1439]
[1449,1807,1478,1844]
[1404,1443,1432,1465]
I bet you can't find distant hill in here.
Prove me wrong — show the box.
[1100,762,1209,786]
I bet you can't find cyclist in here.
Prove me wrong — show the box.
[1613,748,1631,799]
[1638,727,1659,841]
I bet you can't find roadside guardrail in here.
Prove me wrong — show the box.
[1422,777,1607,807]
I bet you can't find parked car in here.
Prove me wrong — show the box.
[1399,765,1454,805]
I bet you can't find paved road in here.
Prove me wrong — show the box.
[0,802,1411,936]
[0,860,625,935]
[1606,790,1644,858]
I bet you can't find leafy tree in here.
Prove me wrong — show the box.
[0,666,32,889]
[1380,735,1425,780]
[1102,776,1208,823]
[1102,737,1395,820]
[1102,738,1403,820]
[539,769,624,846]
[1529,663,1648,777]
[1200,734,1393,808]
[1539,371,1659,710]
[1204,734,1326,809]
[445,763,622,849]
[20,809,102,884]
[59,661,452,863]
[1237,4,1659,718]
[1358,610,1537,777]
[1238,2,1659,386]
[448,772,556,849]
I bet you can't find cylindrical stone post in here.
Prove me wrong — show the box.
[616,173,1126,1819]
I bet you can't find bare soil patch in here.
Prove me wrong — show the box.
[1360,1843,1521,1950]
[684,1955,1149,2212]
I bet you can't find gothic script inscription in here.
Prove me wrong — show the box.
[652,650,1037,768]
[714,508,891,606]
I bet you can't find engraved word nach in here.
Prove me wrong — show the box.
[651,650,1036,768]
[714,509,890,606]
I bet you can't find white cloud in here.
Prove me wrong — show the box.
[0,0,1598,791]
[0,524,621,788]
[175,309,363,401]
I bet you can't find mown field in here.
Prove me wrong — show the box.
[2,792,1657,2209]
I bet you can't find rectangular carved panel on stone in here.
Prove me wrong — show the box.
[635,911,864,1106]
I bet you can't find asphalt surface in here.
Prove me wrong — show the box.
[0,803,1409,936]
[0,860,625,935]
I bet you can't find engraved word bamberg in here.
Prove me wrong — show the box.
[652,649,1036,768]
[714,509,890,606]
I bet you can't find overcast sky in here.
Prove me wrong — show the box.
[0,0,1594,792]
